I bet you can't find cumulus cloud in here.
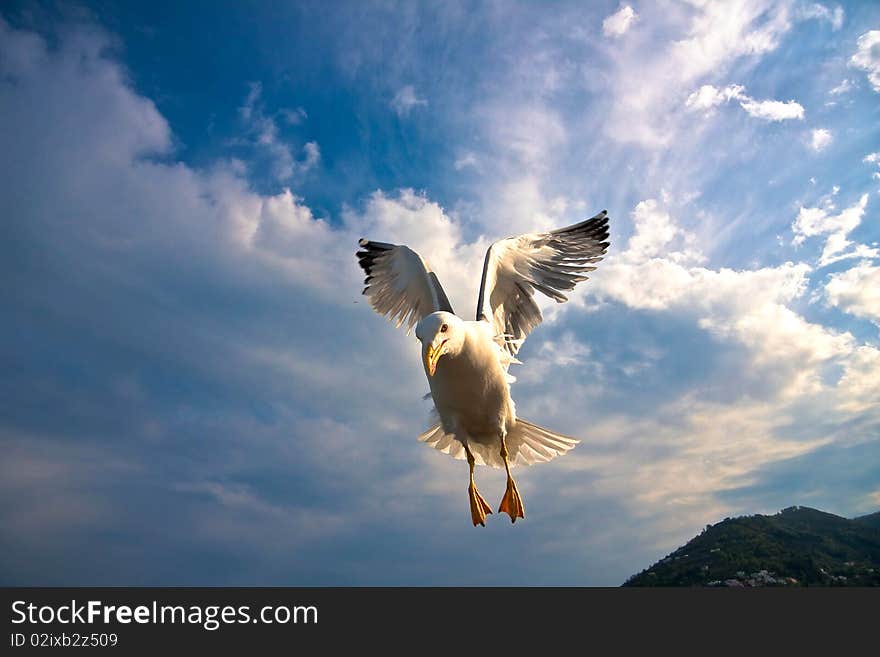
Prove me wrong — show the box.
[602,5,637,37]
[810,128,833,151]
[591,199,859,399]
[825,262,880,325]
[739,97,805,121]
[849,30,880,92]
[685,83,804,121]
[538,198,876,528]
[390,85,427,117]
[619,199,702,265]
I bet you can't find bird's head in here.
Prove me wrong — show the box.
[415,311,463,377]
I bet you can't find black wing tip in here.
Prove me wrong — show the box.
[551,209,610,236]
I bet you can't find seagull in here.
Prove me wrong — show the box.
[356,210,610,526]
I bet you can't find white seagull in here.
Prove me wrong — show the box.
[356,210,610,526]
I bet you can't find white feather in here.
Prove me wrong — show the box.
[476,210,609,356]
[419,418,579,468]
[357,239,453,333]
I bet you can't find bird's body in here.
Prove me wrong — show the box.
[357,210,610,525]
[424,318,514,451]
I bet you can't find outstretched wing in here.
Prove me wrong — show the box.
[476,210,610,356]
[356,239,454,333]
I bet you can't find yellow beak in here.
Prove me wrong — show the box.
[425,341,445,377]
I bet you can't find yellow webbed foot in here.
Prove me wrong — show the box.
[469,483,493,527]
[498,476,525,523]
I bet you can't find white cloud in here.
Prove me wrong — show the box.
[792,192,872,266]
[390,85,427,117]
[685,83,803,121]
[622,199,702,264]
[810,128,832,152]
[540,200,877,525]
[836,346,880,414]
[849,30,880,92]
[605,1,796,146]
[825,262,880,325]
[592,199,862,400]
[739,97,804,121]
[670,2,791,80]
[791,194,868,246]
[606,1,851,147]
[685,84,745,111]
[602,5,638,38]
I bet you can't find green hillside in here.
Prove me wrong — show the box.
[854,511,880,530]
[624,506,880,586]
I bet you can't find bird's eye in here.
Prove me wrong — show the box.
[440,324,448,333]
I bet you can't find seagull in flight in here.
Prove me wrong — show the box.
[356,210,610,526]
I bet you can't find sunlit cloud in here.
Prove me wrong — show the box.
[602,5,638,38]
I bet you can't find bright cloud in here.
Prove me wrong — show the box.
[602,5,637,37]
[850,30,880,92]
[825,262,880,325]
[810,128,833,151]
[792,192,873,266]
[607,2,796,145]
[685,84,746,111]
[605,1,857,147]
[739,97,805,121]
[686,83,804,120]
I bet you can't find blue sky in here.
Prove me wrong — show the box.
[1,0,879,585]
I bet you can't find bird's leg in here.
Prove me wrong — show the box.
[465,444,492,527]
[498,434,525,523]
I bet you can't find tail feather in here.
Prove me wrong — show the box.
[417,418,579,468]
[509,419,579,466]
